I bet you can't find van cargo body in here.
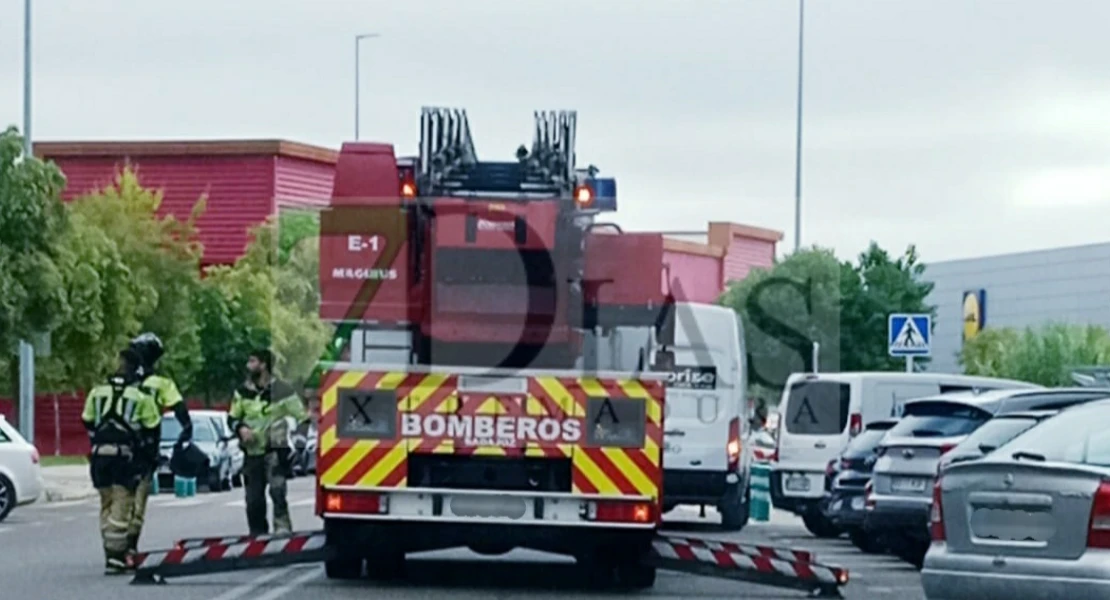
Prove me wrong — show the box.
[657,303,752,531]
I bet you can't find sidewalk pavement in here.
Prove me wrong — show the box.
[40,464,96,503]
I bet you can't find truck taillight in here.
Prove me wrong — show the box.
[582,500,655,524]
[848,413,862,437]
[930,479,945,541]
[324,491,388,515]
[727,418,741,471]
[1087,481,1110,548]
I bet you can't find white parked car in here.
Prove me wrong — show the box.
[0,415,44,522]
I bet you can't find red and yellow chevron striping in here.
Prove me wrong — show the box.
[316,369,664,500]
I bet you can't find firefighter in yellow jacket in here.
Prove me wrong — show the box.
[126,332,192,557]
[228,348,307,536]
[82,348,161,574]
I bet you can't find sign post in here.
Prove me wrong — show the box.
[888,313,931,372]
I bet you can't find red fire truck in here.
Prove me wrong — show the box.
[312,108,679,587]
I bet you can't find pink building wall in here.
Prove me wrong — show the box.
[661,222,782,303]
[36,140,337,266]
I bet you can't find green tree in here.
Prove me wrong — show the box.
[719,242,936,402]
[0,127,70,396]
[192,211,329,402]
[960,323,1110,386]
[64,167,206,391]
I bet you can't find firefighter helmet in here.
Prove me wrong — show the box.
[130,332,165,369]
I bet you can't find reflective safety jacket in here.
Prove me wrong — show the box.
[228,380,307,456]
[140,373,184,412]
[82,376,162,450]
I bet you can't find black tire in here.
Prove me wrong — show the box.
[889,535,928,569]
[325,557,364,580]
[0,474,15,523]
[615,562,656,590]
[206,466,222,493]
[848,527,884,554]
[364,551,405,581]
[802,512,841,539]
[719,484,751,532]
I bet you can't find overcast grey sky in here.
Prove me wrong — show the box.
[1,0,1108,263]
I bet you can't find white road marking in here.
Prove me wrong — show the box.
[206,565,301,600]
[254,565,323,600]
[290,498,314,507]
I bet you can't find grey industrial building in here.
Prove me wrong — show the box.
[923,242,1110,374]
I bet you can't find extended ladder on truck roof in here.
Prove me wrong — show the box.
[129,531,849,597]
[418,106,579,198]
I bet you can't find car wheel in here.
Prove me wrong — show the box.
[802,511,841,539]
[206,466,222,492]
[848,527,885,554]
[0,474,15,523]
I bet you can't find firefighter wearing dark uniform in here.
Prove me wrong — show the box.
[228,349,307,536]
[126,332,192,557]
[82,348,161,574]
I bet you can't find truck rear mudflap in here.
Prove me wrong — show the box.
[315,367,664,529]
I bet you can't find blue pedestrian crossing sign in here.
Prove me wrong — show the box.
[888,313,931,357]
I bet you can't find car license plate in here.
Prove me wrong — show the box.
[891,477,928,493]
[449,495,528,520]
[785,474,811,492]
[851,496,865,510]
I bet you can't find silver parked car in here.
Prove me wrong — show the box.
[923,398,1110,599]
[868,387,1110,568]
[938,410,1059,472]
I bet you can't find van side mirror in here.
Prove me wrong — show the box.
[652,350,675,372]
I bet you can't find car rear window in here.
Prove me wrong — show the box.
[955,416,1040,453]
[843,426,890,456]
[998,403,1110,466]
[783,380,850,435]
[886,401,990,438]
[162,418,218,442]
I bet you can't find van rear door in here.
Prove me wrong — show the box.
[777,377,852,474]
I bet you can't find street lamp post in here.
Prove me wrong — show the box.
[18,0,35,443]
[792,0,805,253]
[354,33,380,140]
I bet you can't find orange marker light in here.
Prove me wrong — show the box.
[401,181,416,198]
[326,493,342,512]
[574,185,593,207]
[633,503,651,523]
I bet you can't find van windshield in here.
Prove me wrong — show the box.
[783,380,850,435]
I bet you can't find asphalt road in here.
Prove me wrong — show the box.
[0,477,924,600]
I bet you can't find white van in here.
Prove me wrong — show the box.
[576,302,752,531]
[655,304,752,531]
[770,371,1038,537]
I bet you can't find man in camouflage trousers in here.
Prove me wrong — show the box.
[228,349,307,536]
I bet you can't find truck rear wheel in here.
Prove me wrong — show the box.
[325,557,363,580]
[719,484,750,531]
[615,562,656,589]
